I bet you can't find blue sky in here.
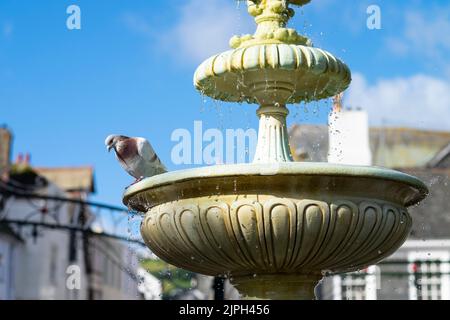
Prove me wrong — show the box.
[1,0,450,206]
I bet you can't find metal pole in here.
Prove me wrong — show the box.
[213,276,225,300]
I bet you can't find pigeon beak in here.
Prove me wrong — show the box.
[107,145,113,152]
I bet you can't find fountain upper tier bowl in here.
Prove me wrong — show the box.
[194,44,351,105]
[124,162,427,279]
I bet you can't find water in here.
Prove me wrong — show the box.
[125,209,146,299]
[200,94,207,113]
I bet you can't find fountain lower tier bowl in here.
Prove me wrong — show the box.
[124,162,427,299]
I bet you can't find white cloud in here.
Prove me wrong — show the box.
[403,11,450,54]
[166,0,253,63]
[123,0,254,65]
[385,37,409,56]
[346,73,450,130]
[307,0,367,35]
[386,8,450,70]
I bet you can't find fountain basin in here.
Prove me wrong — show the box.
[124,163,427,299]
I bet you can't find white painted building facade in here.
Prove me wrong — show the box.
[328,108,372,166]
[0,181,142,300]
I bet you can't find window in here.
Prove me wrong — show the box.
[408,251,450,300]
[102,255,109,284]
[333,266,379,300]
[49,244,58,286]
[116,266,122,289]
[0,242,12,300]
[0,252,4,283]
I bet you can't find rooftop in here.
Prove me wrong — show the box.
[34,166,95,194]
[290,124,450,168]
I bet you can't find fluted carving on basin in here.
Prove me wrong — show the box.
[140,197,412,276]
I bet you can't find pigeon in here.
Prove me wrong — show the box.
[105,134,167,182]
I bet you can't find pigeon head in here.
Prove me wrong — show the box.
[105,134,129,152]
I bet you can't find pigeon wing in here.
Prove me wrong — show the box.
[136,138,167,172]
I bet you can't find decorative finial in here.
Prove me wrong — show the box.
[230,0,312,49]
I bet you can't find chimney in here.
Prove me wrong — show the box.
[0,127,13,180]
[16,153,24,164]
[25,153,31,165]
[333,93,343,113]
[328,94,372,166]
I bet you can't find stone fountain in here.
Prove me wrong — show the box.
[124,0,428,300]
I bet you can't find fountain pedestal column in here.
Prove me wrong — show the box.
[253,105,294,163]
[232,274,322,300]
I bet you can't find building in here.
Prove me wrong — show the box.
[328,94,372,166]
[0,127,19,300]
[0,128,143,300]
[0,224,22,299]
[289,102,450,300]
